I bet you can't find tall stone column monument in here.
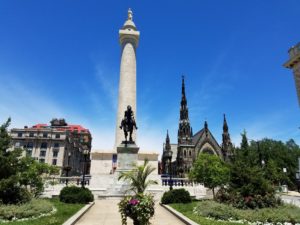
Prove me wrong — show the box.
[115,9,140,147]
[284,42,300,106]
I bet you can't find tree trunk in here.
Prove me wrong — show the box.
[212,188,215,200]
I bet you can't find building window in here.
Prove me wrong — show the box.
[52,159,57,165]
[43,133,48,138]
[41,142,47,149]
[40,150,46,157]
[27,142,33,149]
[39,158,45,163]
[189,150,191,157]
[17,132,22,137]
[54,143,59,148]
[53,150,58,157]
[15,142,21,148]
[55,134,60,139]
[184,150,187,158]
[29,132,34,137]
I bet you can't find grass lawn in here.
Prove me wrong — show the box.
[170,201,241,225]
[170,200,300,225]
[0,198,85,225]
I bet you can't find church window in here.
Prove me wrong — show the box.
[184,150,187,157]
[189,150,191,157]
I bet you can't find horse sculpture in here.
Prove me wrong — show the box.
[119,105,138,143]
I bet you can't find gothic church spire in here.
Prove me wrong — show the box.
[221,114,233,161]
[178,76,192,144]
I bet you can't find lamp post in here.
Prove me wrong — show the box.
[282,167,288,193]
[81,149,89,188]
[165,150,173,190]
[65,152,72,186]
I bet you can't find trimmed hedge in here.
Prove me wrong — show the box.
[59,186,94,204]
[161,188,191,204]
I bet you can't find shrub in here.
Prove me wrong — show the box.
[0,199,53,221]
[59,186,94,204]
[216,188,282,209]
[161,188,191,204]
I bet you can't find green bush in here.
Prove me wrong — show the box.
[161,188,191,204]
[0,199,53,221]
[59,186,94,204]
[215,188,282,209]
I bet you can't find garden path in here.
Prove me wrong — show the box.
[75,199,186,225]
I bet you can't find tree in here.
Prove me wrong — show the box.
[189,153,230,199]
[118,159,158,194]
[0,118,58,204]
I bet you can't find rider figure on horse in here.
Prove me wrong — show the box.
[119,105,138,143]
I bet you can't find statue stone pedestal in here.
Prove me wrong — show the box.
[117,142,139,171]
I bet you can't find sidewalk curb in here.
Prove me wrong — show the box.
[63,201,95,225]
[160,203,199,225]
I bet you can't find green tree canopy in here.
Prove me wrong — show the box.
[0,118,58,204]
[189,153,230,198]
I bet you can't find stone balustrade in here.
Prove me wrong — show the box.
[161,177,198,187]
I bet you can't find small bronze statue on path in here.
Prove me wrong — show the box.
[120,105,138,143]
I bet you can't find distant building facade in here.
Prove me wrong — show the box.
[284,42,300,106]
[161,77,233,177]
[10,118,92,176]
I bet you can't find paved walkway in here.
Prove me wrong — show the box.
[75,199,186,225]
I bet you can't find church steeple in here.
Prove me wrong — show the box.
[178,76,192,145]
[165,130,171,152]
[221,114,233,161]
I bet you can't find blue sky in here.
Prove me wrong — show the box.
[0,1,299,154]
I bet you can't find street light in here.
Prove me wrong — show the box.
[81,149,89,188]
[282,167,288,193]
[165,150,173,190]
[65,152,72,186]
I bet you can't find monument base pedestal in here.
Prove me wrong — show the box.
[116,142,139,171]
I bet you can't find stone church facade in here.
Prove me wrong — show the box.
[161,77,233,177]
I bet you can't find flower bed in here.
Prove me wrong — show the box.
[0,199,54,222]
[170,200,300,225]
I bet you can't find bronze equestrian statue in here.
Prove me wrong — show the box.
[119,105,138,143]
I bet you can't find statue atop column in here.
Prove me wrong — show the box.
[119,105,138,144]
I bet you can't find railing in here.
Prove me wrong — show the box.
[161,177,197,187]
[44,176,91,186]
